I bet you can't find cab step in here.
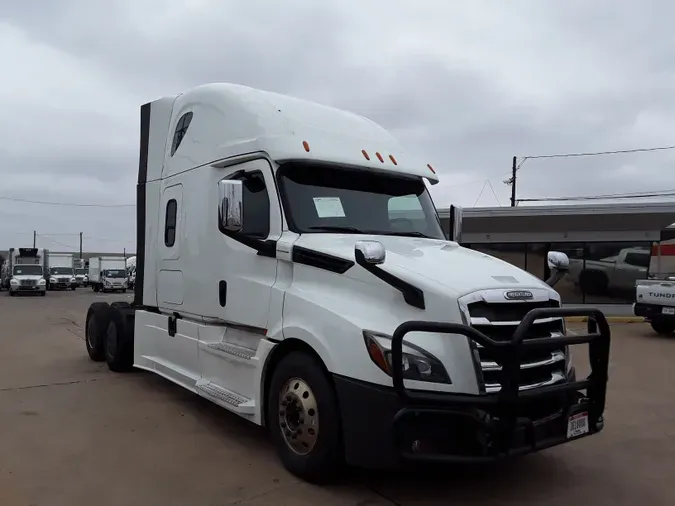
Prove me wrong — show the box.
[202,341,256,361]
[195,379,255,415]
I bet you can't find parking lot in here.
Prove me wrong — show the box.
[0,289,674,505]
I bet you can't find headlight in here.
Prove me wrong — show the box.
[363,330,451,384]
[50,278,57,283]
[70,278,76,283]
[10,278,19,285]
[38,278,46,285]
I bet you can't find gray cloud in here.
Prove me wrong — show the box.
[2,0,675,251]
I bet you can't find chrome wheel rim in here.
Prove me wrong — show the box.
[278,378,319,455]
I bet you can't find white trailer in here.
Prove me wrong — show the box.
[89,256,128,293]
[47,252,77,290]
[83,83,611,483]
[4,248,48,296]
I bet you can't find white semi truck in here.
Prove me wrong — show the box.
[47,252,77,290]
[88,257,128,293]
[4,247,48,296]
[83,83,611,483]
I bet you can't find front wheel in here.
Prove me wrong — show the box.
[651,317,675,335]
[267,352,344,484]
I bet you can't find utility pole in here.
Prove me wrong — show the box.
[510,156,517,207]
[33,230,36,248]
[79,232,83,259]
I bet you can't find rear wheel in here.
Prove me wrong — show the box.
[85,302,111,361]
[267,352,344,484]
[104,308,134,372]
[651,317,675,335]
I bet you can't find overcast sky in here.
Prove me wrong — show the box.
[2,0,675,253]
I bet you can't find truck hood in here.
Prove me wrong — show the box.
[294,234,554,296]
[12,275,43,281]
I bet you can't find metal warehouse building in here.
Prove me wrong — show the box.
[437,202,675,305]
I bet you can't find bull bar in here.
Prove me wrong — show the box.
[389,307,611,462]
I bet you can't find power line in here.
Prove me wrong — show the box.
[473,180,488,207]
[0,195,134,207]
[519,144,675,162]
[518,188,675,203]
[37,234,78,250]
[507,143,675,205]
[487,180,502,206]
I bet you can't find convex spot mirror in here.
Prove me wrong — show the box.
[545,251,570,288]
[547,251,570,272]
[355,240,386,265]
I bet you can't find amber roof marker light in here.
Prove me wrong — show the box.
[302,141,310,152]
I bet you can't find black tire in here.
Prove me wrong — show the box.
[40,292,46,297]
[104,308,134,372]
[267,351,344,484]
[93,284,100,293]
[85,302,111,361]
[651,317,675,335]
[122,289,127,293]
[9,291,15,297]
[71,286,77,291]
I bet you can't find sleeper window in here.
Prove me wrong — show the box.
[170,112,193,156]
[165,199,177,247]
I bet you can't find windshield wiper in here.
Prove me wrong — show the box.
[308,226,366,234]
[382,231,431,238]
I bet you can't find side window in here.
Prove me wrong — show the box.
[164,199,177,247]
[625,252,650,268]
[170,112,193,156]
[235,172,270,238]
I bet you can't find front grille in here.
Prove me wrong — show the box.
[20,279,37,286]
[466,298,567,394]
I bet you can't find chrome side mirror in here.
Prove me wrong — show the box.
[545,251,570,287]
[218,179,243,233]
[355,241,386,265]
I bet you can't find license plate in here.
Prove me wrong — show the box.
[567,412,589,439]
[662,307,675,315]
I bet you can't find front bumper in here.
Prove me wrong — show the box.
[11,285,46,293]
[334,307,611,469]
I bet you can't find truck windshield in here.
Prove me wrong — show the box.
[277,162,445,239]
[51,267,73,275]
[13,265,42,276]
[105,270,126,278]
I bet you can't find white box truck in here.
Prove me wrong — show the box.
[47,252,77,290]
[88,257,128,293]
[73,258,87,286]
[83,83,611,483]
[4,248,48,296]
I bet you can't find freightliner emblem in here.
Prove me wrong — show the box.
[504,290,534,300]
